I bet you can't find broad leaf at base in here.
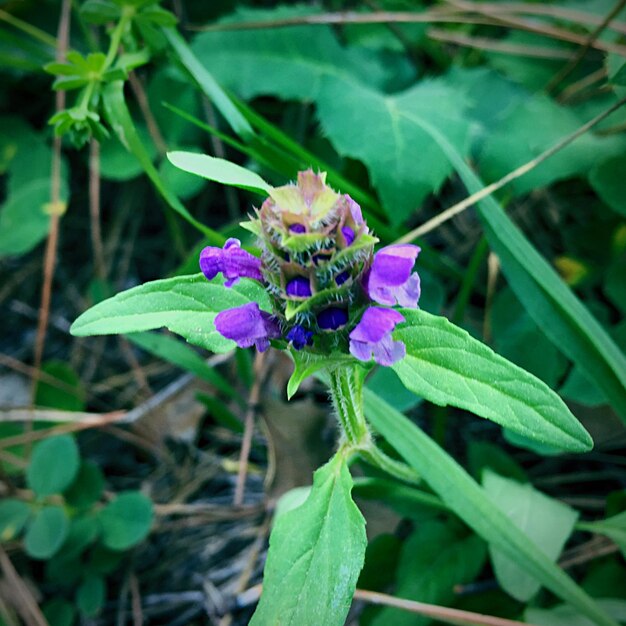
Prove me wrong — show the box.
[250,452,366,626]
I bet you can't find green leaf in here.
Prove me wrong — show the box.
[76,575,105,618]
[491,288,568,387]
[287,351,354,400]
[59,516,100,561]
[70,274,269,353]
[428,126,626,420]
[579,511,626,558]
[42,599,76,626]
[483,470,579,601]
[526,599,626,626]
[590,157,626,217]
[101,81,222,245]
[80,0,121,24]
[317,78,471,224]
[27,435,80,497]
[128,331,236,398]
[250,452,366,626]
[25,506,69,559]
[0,179,52,257]
[35,360,86,412]
[99,491,153,550]
[163,28,254,141]
[363,390,619,626]
[479,94,624,196]
[370,521,486,626]
[0,499,31,541]
[64,461,105,509]
[166,152,272,194]
[190,6,406,102]
[392,310,592,452]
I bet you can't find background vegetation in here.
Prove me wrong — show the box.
[0,0,625,624]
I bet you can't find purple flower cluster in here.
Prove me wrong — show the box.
[200,172,420,366]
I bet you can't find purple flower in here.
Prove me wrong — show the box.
[364,244,421,308]
[341,226,355,246]
[215,302,280,352]
[349,308,405,366]
[286,325,313,350]
[200,238,263,288]
[286,276,312,298]
[317,307,348,330]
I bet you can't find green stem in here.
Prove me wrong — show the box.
[328,366,420,484]
[329,367,369,446]
[360,446,420,484]
[104,8,133,69]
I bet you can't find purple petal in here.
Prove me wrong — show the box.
[349,340,372,362]
[335,271,349,286]
[200,238,263,288]
[199,246,223,281]
[346,196,363,224]
[215,303,279,350]
[286,276,312,298]
[349,307,406,366]
[289,223,306,233]
[369,244,420,287]
[396,273,421,308]
[317,307,348,330]
[365,244,421,308]
[372,335,406,366]
[341,226,355,246]
[349,308,404,343]
[286,325,314,350]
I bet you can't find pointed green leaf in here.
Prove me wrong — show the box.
[167,151,271,194]
[250,453,366,626]
[363,390,619,626]
[392,310,592,452]
[70,274,269,353]
[419,124,626,420]
[370,521,486,626]
[483,470,579,601]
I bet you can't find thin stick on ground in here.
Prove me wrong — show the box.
[233,351,267,506]
[89,139,106,279]
[396,95,626,244]
[238,585,534,626]
[352,589,535,626]
[0,547,48,626]
[30,0,71,404]
[546,0,626,94]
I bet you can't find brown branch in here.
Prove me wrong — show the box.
[353,588,535,626]
[31,0,72,403]
[445,0,626,56]
[89,139,106,279]
[128,70,167,156]
[0,546,48,626]
[233,350,267,506]
[546,0,626,93]
[426,27,574,58]
[396,95,626,244]
[238,585,534,626]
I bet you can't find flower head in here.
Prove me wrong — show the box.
[349,308,406,366]
[200,170,420,365]
[200,238,263,287]
[365,244,421,308]
[214,302,280,352]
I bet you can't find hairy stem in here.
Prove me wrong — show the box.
[328,366,420,484]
